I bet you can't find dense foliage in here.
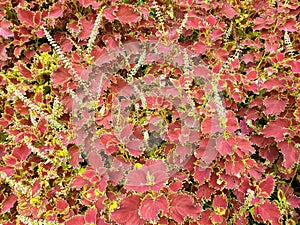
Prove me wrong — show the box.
[0,0,299,224]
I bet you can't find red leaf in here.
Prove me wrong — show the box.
[0,43,9,60]
[287,60,300,74]
[201,117,223,134]
[85,207,97,224]
[111,195,145,225]
[198,209,212,224]
[216,137,233,156]
[139,195,168,223]
[1,194,17,213]
[240,119,253,135]
[225,156,245,175]
[125,160,167,192]
[195,137,219,164]
[49,3,63,18]
[0,20,14,39]
[115,5,141,24]
[262,118,292,142]
[221,2,238,19]
[169,193,201,223]
[206,15,216,26]
[192,41,207,55]
[32,180,41,196]
[70,175,89,190]
[78,0,101,8]
[236,137,255,154]
[211,212,224,223]
[186,12,203,29]
[226,110,239,132]
[51,66,71,87]
[213,195,227,214]
[12,143,31,161]
[56,198,69,213]
[250,135,274,147]
[242,53,255,64]
[78,18,94,40]
[259,145,279,164]
[69,145,83,168]
[263,96,287,116]
[197,183,215,200]
[254,201,281,225]
[194,167,211,185]
[258,175,275,198]
[277,140,300,169]
[66,215,85,225]
[260,78,286,90]
[16,8,35,27]
[17,63,32,79]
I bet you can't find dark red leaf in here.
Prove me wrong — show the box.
[259,145,279,164]
[197,183,215,200]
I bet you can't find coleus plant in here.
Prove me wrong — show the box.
[0,0,300,225]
